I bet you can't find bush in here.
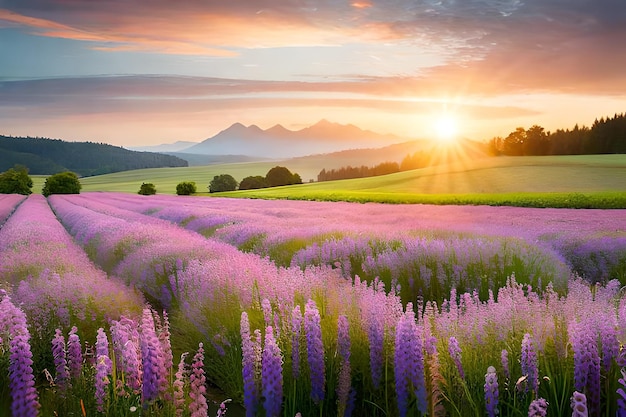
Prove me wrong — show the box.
[209,174,238,193]
[176,181,197,195]
[0,165,33,195]
[42,172,81,197]
[265,166,302,187]
[239,175,269,190]
[138,182,157,195]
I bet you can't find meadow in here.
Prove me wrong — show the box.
[2,191,626,416]
[28,154,626,208]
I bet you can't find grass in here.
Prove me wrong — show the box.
[30,155,626,208]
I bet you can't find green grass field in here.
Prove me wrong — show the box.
[31,154,626,208]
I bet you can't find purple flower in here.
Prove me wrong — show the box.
[570,391,588,417]
[367,306,384,389]
[67,326,83,380]
[141,309,166,404]
[521,333,538,394]
[337,316,352,417]
[95,328,112,413]
[110,317,142,393]
[291,306,303,379]
[528,398,548,417]
[52,328,70,391]
[189,343,208,417]
[484,366,499,417]
[174,352,189,417]
[305,299,325,404]
[448,336,465,379]
[501,349,510,381]
[570,320,601,415]
[394,304,427,417]
[6,310,40,417]
[95,353,111,413]
[262,326,283,417]
[241,312,260,417]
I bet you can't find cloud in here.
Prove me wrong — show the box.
[0,75,539,121]
[1,0,625,94]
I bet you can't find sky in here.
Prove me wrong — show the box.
[0,0,625,147]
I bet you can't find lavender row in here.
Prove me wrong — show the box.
[0,193,26,227]
[0,194,143,335]
[87,192,626,284]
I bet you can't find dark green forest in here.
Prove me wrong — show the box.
[0,136,188,176]
[488,112,626,156]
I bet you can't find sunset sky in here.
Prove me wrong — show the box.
[1,0,625,147]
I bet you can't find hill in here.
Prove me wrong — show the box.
[0,135,188,176]
[181,119,410,158]
[218,154,626,207]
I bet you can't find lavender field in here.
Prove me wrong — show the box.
[1,192,626,416]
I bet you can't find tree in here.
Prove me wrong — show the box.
[524,125,548,155]
[176,181,197,195]
[239,176,268,190]
[503,127,526,156]
[265,166,301,187]
[0,165,33,195]
[209,174,238,193]
[42,171,81,197]
[138,182,157,195]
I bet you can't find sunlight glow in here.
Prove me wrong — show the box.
[434,114,459,142]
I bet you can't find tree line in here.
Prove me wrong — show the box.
[0,135,188,176]
[210,166,302,193]
[317,162,400,182]
[488,113,626,156]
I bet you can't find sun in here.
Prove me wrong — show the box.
[434,114,459,142]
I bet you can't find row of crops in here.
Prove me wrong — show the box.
[1,192,626,416]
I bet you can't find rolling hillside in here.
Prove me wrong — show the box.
[0,135,188,176]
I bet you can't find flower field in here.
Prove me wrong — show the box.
[1,192,626,416]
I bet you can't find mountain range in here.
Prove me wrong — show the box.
[133,120,410,159]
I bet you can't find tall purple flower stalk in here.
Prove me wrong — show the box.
[67,326,83,380]
[367,306,384,389]
[262,326,283,417]
[570,321,601,415]
[141,309,166,405]
[189,343,208,417]
[501,349,510,381]
[528,398,548,417]
[1,292,40,417]
[110,317,142,393]
[241,312,260,417]
[448,336,465,379]
[95,328,112,413]
[156,310,174,399]
[337,315,352,417]
[304,299,325,404]
[291,306,303,379]
[52,328,70,391]
[484,366,499,417]
[570,391,588,417]
[173,352,189,417]
[394,304,427,417]
[521,333,538,394]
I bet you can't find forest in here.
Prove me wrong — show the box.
[488,113,626,156]
[0,135,188,176]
